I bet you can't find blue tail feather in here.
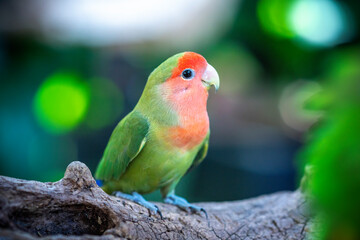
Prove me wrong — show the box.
[96,179,103,187]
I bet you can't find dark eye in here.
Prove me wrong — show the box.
[181,68,195,80]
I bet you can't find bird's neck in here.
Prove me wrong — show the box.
[161,82,210,150]
[136,82,210,150]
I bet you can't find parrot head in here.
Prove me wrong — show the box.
[148,51,219,92]
[163,51,219,91]
[138,52,219,132]
[143,52,219,108]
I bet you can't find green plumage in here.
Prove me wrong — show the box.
[95,53,209,197]
[95,111,149,181]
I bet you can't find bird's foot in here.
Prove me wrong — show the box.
[113,191,163,219]
[164,194,208,219]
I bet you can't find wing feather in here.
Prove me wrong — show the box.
[95,110,149,181]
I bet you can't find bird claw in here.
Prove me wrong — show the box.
[198,207,209,220]
[164,194,208,219]
[146,204,163,219]
[113,191,163,219]
[150,205,163,219]
[188,205,208,220]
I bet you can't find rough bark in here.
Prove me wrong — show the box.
[0,161,312,240]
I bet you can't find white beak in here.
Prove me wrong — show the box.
[201,63,220,90]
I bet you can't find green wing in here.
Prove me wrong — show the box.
[95,110,149,181]
[186,132,210,174]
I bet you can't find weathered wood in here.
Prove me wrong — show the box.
[0,161,312,240]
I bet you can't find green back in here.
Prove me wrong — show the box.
[95,110,149,181]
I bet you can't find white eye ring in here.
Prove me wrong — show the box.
[181,68,195,80]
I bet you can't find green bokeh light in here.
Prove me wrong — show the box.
[34,72,90,134]
[257,0,295,38]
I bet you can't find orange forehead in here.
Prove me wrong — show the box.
[170,52,207,79]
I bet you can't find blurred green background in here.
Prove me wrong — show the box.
[0,0,359,203]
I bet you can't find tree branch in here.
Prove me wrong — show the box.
[0,161,312,239]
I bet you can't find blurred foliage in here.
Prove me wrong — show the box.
[257,0,295,38]
[299,49,360,239]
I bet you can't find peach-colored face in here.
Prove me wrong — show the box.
[162,52,211,109]
[161,52,211,150]
[159,52,208,108]
[168,52,208,91]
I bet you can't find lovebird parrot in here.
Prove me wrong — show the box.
[95,52,219,217]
